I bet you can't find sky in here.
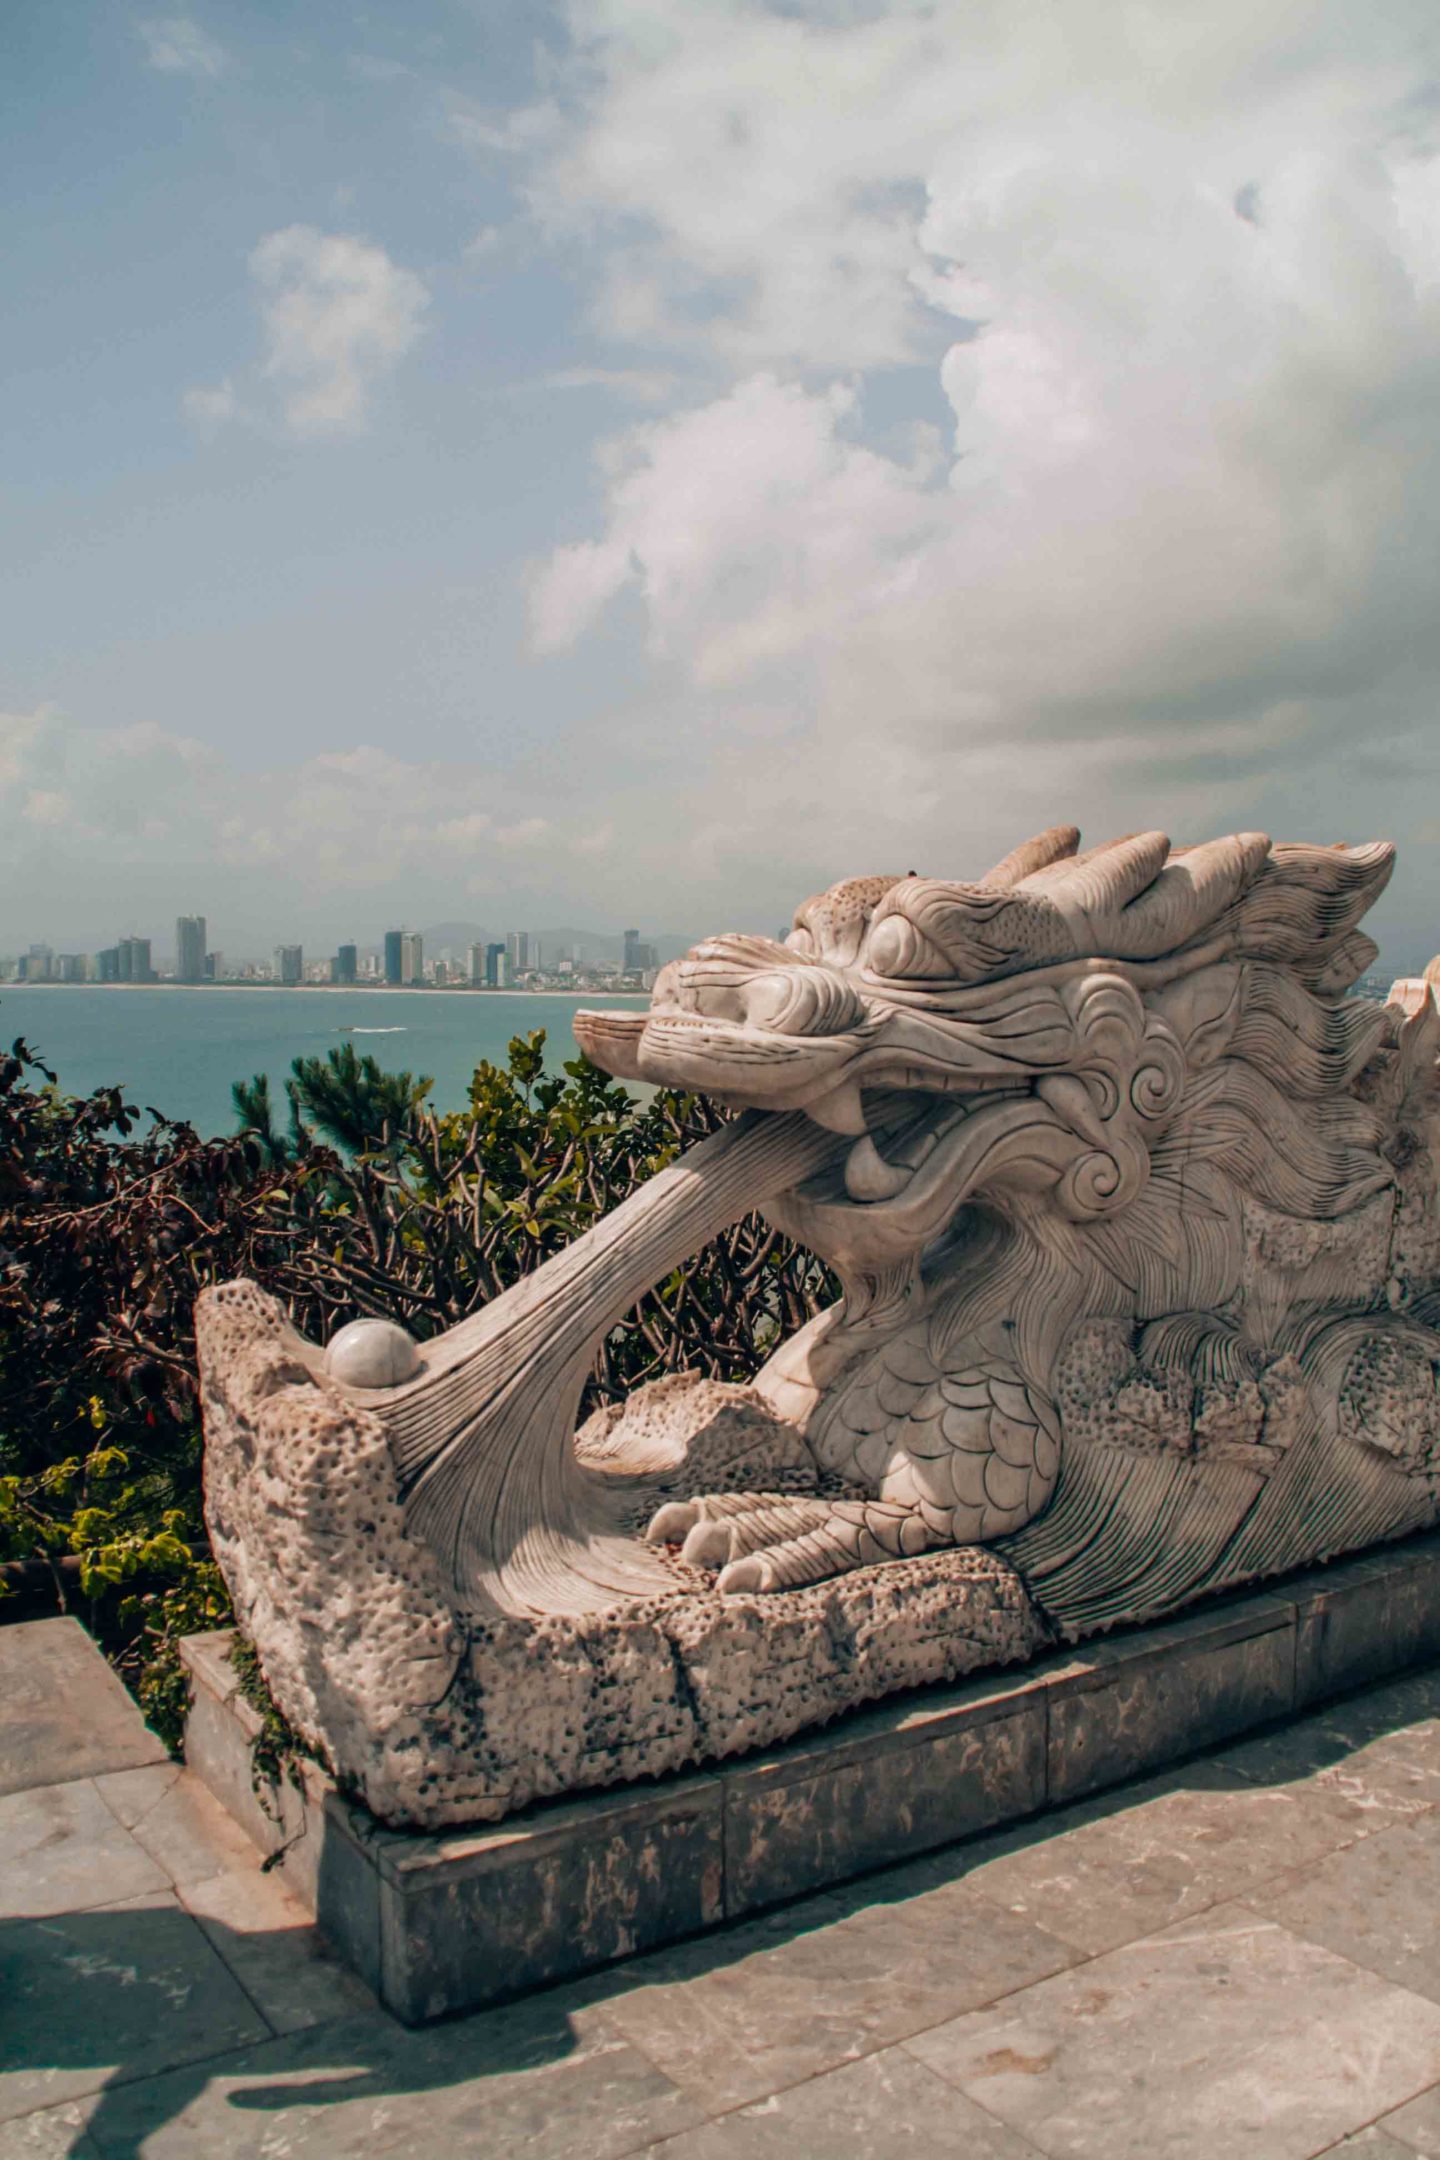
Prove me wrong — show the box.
[5,0,1440,965]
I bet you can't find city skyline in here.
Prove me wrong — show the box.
[4,903,679,987]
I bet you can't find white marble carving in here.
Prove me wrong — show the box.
[196,828,1440,1826]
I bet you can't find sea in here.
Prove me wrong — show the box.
[1,986,652,1138]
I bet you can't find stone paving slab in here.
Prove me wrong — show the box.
[0,1780,170,1919]
[0,1618,168,1797]
[0,1889,270,2125]
[51,2000,704,2159]
[1324,2132,1430,2160]
[636,2047,1041,2158]
[1243,1811,1440,2004]
[1380,2084,1440,2154]
[580,1883,1079,2115]
[904,1904,1440,2160]
[945,1755,1431,1958]
[5,1617,1440,2156]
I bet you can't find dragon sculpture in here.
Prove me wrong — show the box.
[197,826,1440,1826]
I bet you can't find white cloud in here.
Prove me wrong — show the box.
[0,709,582,946]
[513,0,1440,953]
[536,366,678,404]
[138,16,227,79]
[248,227,430,436]
[532,376,946,680]
[182,379,239,429]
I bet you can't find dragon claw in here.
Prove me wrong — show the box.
[715,1554,770,1595]
[680,1518,737,1568]
[646,1500,701,1543]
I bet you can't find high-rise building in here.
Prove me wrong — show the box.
[55,954,86,983]
[506,930,530,975]
[468,942,486,986]
[204,952,220,982]
[275,944,303,986]
[622,928,641,976]
[175,915,206,984]
[97,947,120,983]
[485,941,508,988]
[117,937,152,983]
[22,943,54,983]
[383,930,404,986]
[334,943,358,986]
[401,932,424,985]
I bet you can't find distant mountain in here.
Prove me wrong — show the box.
[416,922,491,954]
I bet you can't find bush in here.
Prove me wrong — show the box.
[0,1030,835,1741]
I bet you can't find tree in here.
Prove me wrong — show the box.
[233,1046,433,1158]
[229,1075,289,1164]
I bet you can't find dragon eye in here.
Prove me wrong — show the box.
[742,969,864,1036]
[866,915,951,980]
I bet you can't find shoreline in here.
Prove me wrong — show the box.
[0,984,650,999]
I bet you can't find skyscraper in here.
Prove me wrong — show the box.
[485,941,508,987]
[383,930,404,986]
[334,943,358,986]
[175,915,206,984]
[117,937,152,983]
[506,930,529,975]
[622,929,641,975]
[275,944,303,986]
[468,942,485,986]
[401,932,424,985]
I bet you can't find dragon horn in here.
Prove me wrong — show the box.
[981,826,1081,889]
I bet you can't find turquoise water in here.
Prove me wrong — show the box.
[1,986,650,1137]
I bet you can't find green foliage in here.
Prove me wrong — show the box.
[229,1073,288,1165]
[227,1634,314,1855]
[126,1561,233,1756]
[234,1043,434,1160]
[0,1027,837,1727]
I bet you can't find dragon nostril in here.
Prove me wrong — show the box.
[742,968,864,1036]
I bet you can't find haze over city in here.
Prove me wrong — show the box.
[7,0,1440,965]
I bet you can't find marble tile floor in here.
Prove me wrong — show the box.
[4,1619,1440,2158]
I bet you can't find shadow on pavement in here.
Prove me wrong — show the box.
[1,1899,578,2157]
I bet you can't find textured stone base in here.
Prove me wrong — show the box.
[181,1528,1440,2024]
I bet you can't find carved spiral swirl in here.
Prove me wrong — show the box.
[1055,1132,1150,1222]
[1129,1026,1185,1122]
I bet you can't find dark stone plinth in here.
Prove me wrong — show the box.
[179,1633,725,2025]
[180,1528,1440,2024]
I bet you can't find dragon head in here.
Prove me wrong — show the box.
[575,825,1397,1282]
